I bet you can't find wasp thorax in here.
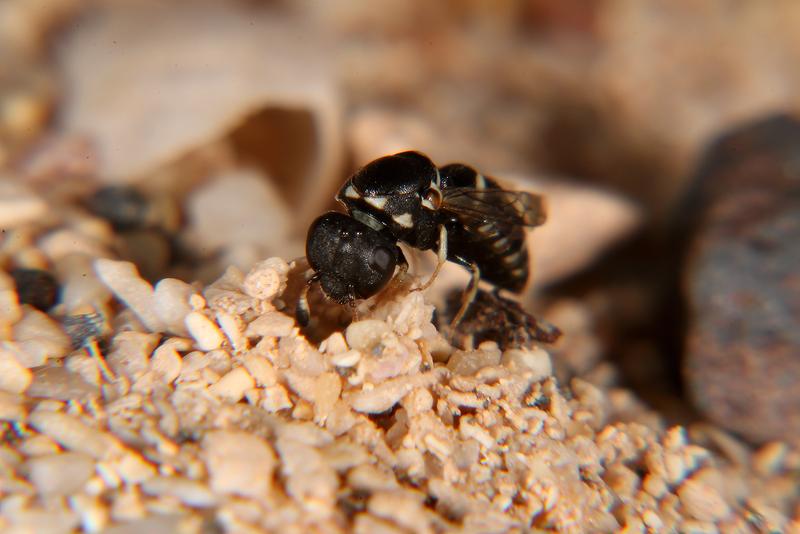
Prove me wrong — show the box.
[338,151,441,249]
[350,151,438,196]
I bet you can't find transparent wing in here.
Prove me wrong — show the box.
[440,187,547,229]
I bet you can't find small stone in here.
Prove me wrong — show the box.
[103,516,182,534]
[27,366,100,402]
[664,426,688,450]
[153,278,194,336]
[279,336,326,376]
[216,310,247,352]
[65,353,101,387]
[204,349,232,375]
[501,347,552,380]
[150,343,183,384]
[275,436,338,514]
[313,372,342,423]
[203,430,277,498]
[55,253,111,314]
[368,491,429,533]
[330,349,361,368]
[185,311,224,351]
[677,479,731,522]
[10,268,58,311]
[0,180,47,228]
[112,451,157,485]
[243,257,290,301]
[242,354,277,387]
[29,411,120,459]
[319,332,348,354]
[106,331,159,381]
[0,279,22,324]
[353,514,406,534]
[26,452,95,495]
[642,473,668,499]
[13,309,71,367]
[447,343,502,376]
[39,228,111,262]
[95,259,165,332]
[245,310,294,339]
[85,186,151,231]
[141,476,217,508]
[664,451,688,485]
[19,434,61,457]
[69,494,109,533]
[0,347,32,393]
[0,390,25,421]
[603,463,640,498]
[208,366,255,403]
[346,319,390,351]
[402,388,434,416]
[641,510,663,531]
[347,371,441,413]
[261,384,292,412]
[752,441,788,476]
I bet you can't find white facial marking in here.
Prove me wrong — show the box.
[344,185,360,199]
[421,198,435,209]
[392,212,414,228]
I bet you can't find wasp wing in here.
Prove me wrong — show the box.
[440,187,547,229]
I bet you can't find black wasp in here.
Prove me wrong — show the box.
[297,151,546,327]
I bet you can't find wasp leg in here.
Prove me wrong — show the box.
[295,271,320,327]
[450,260,480,329]
[347,291,361,322]
[395,246,409,280]
[415,225,448,291]
[383,246,409,293]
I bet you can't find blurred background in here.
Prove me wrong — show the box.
[1,0,799,444]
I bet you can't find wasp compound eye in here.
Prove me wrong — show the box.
[306,212,400,304]
[424,186,442,209]
[370,246,394,273]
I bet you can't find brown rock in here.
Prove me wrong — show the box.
[683,114,800,443]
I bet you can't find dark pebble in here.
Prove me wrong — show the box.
[10,268,59,311]
[63,312,106,349]
[682,114,800,443]
[85,186,150,231]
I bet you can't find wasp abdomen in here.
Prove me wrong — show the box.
[439,164,531,292]
[446,222,529,292]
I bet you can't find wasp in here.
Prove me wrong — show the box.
[297,151,546,328]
